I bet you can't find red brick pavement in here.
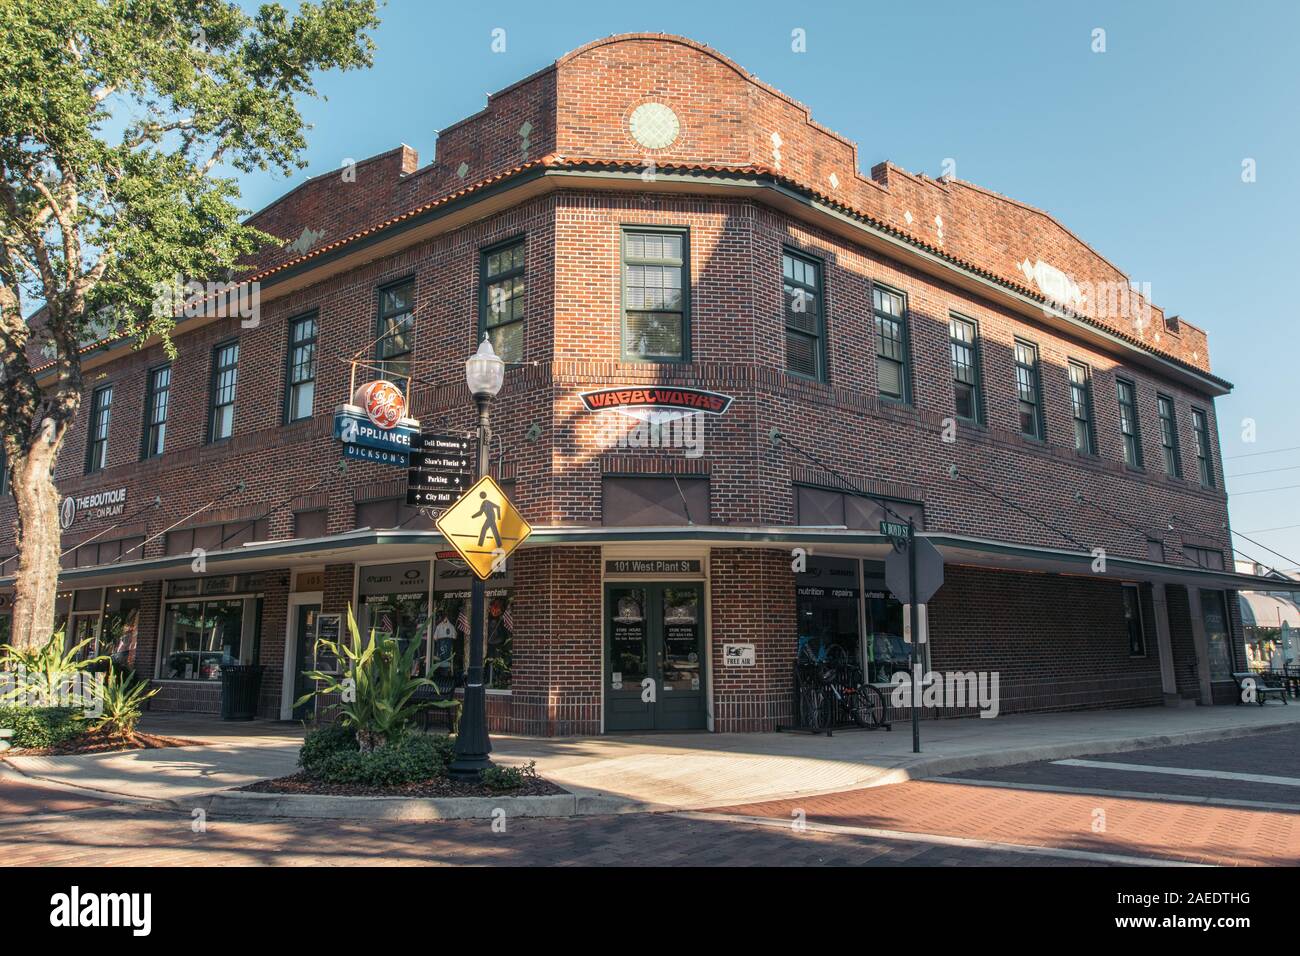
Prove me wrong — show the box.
[706,779,1300,866]
[0,776,113,817]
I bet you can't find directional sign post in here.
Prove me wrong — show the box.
[406,433,473,513]
[884,523,945,755]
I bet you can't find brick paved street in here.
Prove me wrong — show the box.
[0,802,1095,867]
[710,730,1300,866]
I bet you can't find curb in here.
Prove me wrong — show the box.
[186,789,652,821]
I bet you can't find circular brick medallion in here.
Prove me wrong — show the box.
[629,102,680,150]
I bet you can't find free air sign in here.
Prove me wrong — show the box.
[723,643,756,667]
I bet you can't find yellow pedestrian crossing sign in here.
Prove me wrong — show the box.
[435,475,533,580]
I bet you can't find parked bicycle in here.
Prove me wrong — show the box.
[795,642,888,731]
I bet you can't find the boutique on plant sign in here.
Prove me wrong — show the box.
[0,34,1280,735]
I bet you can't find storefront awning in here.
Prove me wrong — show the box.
[1239,591,1300,629]
[6,524,1289,596]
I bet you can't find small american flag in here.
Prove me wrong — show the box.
[457,605,470,638]
[502,603,514,632]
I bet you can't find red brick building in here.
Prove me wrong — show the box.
[0,34,1268,734]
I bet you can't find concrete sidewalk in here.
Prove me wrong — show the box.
[2,705,1297,812]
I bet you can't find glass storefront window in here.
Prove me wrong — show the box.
[795,556,861,665]
[863,589,909,684]
[161,598,245,680]
[1200,589,1234,681]
[431,592,513,689]
[359,592,430,675]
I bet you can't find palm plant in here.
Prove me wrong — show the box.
[0,632,107,708]
[295,606,434,752]
[88,667,159,738]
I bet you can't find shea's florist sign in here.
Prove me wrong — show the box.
[334,380,420,467]
[580,386,733,459]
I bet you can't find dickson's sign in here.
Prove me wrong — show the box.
[580,387,733,417]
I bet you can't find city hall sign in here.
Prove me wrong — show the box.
[59,486,128,530]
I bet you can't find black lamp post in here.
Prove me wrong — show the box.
[449,336,504,780]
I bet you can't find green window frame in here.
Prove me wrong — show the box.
[621,228,688,363]
[85,384,113,473]
[782,249,825,380]
[142,364,171,459]
[1157,394,1182,478]
[374,278,415,380]
[948,314,982,423]
[1117,378,1143,468]
[873,284,911,402]
[284,313,318,424]
[1067,361,1096,454]
[1013,339,1045,440]
[1192,407,1214,487]
[479,238,526,364]
[208,340,239,443]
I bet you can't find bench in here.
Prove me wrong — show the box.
[412,679,461,734]
[1233,672,1289,706]
[0,728,11,754]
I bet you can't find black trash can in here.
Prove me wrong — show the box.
[219,664,264,721]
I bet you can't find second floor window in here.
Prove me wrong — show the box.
[481,240,526,363]
[142,366,170,459]
[949,315,981,422]
[874,285,910,401]
[375,280,415,379]
[286,314,317,423]
[622,229,687,362]
[86,385,113,473]
[1068,361,1096,454]
[1192,408,1214,487]
[0,450,8,496]
[783,251,824,380]
[1158,394,1182,478]
[1117,378,1143,468]
[209,341,239,442]
[1014,340,1044,439]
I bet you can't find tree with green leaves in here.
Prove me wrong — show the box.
[0,0,380,647]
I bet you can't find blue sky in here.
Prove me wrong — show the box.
[237,0,1300,570]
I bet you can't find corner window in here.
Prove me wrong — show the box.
[142,365,170,459]
[208,341,239,442]
[949,315,982,423]
[622,229,687,362]
[873,285,910,402]
[783,250,824,380]
[1067,361,1096,454]
[481,240,525,363]
[285,314,317,423]
[1013,340,1044,440]
[375,279,415,380]
[1116,378,1143,468]
[1192,408,1214,487]
[1157,394,1181,478]
[85,385,113,473]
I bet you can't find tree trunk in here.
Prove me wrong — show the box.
[9,422,66,649]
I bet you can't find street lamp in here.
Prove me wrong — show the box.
[449,336,505,779]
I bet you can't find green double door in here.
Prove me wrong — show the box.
[605,583,706,732]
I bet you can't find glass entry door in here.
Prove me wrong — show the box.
[292,603,321,720]
[605,583,706,731]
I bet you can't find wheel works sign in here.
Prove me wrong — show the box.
[580,387,733,423]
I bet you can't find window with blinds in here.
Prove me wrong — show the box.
[1158,394,1181,477]
[481,239,525,363]
[1068,361,1096,454]
[1117,378,1143,468]
[1192,408,1214,487]
[1014,340,1044,440]
[374,279,415,379]
[783,251,824,380]
[949,315,981,422]
[873,285,910,401]
[622,229,687,362]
